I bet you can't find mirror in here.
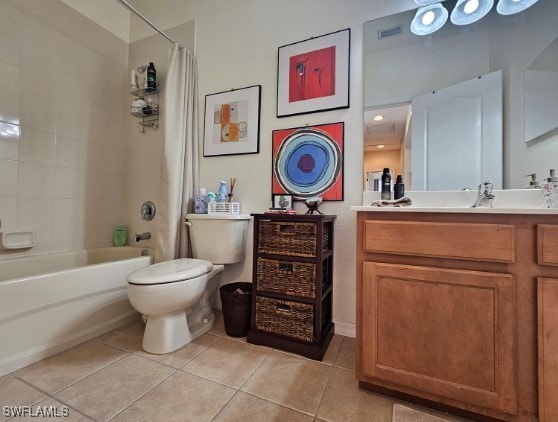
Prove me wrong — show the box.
[525,38,558,142]
[364,0,558,191]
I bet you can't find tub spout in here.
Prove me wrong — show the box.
[135,232,151,242]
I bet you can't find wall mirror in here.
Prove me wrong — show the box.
[363,0,558,191]
[524,38,558,143]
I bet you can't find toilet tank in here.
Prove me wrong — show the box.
[185,214,250,264]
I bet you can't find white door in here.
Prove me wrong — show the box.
[411,70,502,191]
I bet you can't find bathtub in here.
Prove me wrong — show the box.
[0,247,152,377]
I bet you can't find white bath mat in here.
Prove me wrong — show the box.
[392,404,454,422]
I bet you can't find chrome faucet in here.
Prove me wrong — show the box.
[135,232,151,242]
[472,181,495,208]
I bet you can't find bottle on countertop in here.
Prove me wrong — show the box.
[146,62,157,93]
[195,188,209,214]
[381,168,391,200]
[542,169,558,209]
[113,224,127,247]
[394,174,405,200]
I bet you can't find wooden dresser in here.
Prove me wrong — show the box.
[355,211,558,422]
[247,214,335,360]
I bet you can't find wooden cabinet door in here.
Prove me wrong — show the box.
[361,262,516,414]
[538,278,558,422]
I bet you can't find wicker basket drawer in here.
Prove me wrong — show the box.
[255,296,314,342]
[258,220,317,257]
[256,258,316,298]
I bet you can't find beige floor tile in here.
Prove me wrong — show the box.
[0,375,46,408]
[316,367,394,422]
[182,337,270,388]
[321,334,343,366]
[335,336,355,371]
[214,391,313,422]
[54,354,175,421]
[241,350,331,416]
[112,370,235,422]
[14,341,127,394]
[3,398,92,421]
[134,333,220,369]
[95,320,145,352]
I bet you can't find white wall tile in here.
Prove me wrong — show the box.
[53,166,85,199]
[18,161,54,198]
[53,198,85,229]
[55,135,87,169]
[19,127,55,165]
[0,195,17,230]
[55,102,87,141]
[0,84,19,124]
[0,59,20,89]
[0,121,19,160]
[51,227,85,252]
[0,159,18,196]
[17,196,53,230]
[19,92,56,133]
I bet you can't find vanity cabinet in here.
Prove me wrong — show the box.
[247,214,335,360]
[357,212,558,422]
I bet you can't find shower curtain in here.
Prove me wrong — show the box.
[155,44,199,262]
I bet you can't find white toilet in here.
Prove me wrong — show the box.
[127,213,250,354]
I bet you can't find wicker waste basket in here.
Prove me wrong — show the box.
[219,282,252,337]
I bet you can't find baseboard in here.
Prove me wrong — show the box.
[333,320,355,338]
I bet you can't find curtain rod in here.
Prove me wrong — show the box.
[115,0,183,48]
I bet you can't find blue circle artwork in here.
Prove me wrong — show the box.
[274,129,341,197]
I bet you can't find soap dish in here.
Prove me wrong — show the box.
[0,231,36,250]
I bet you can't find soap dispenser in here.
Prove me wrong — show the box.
[542,169,558,208]
[525,173,539,189]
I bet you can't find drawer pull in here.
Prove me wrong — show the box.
[279,263,294,272]
[279,224,295,234]
[276,304,291,314]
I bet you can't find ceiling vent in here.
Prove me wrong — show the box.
[378,26,403,40]
[366,123,395,135]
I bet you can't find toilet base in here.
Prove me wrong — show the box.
[138,265,224,355]
[142,309,215,354]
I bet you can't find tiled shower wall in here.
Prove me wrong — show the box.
[0,0,129,257]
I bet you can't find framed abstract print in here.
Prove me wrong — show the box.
[203,85,261,157]
[272,122,344,201]
[277,29,350,117]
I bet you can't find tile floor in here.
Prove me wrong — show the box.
[1,314,468,421]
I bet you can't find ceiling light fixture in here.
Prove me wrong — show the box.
[496,0,539,15]
[451,0,494,25]
[377,145,385,149]
[373,115,384,121]
[410,3,449,36]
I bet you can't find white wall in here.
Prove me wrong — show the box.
[127,0,416,332]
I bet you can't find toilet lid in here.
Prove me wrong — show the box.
[127,259,213,285]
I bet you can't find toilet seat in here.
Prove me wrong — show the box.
[128,258,213,285]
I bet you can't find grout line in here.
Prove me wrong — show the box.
[209,389,241,421]
[312,361,335,420]
[106,368,178,421]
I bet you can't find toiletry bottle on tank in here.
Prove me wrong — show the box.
[394,175,405,200]
[381,168,391,200]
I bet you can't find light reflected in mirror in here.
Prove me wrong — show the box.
[364,0,558,191]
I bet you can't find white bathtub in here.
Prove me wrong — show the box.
[0,247,152,376]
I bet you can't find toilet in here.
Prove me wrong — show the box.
[127,213,250,354]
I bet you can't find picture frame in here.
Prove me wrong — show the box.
[277,28,350,118]
[203,85,261,157]
[272,122,344,201]
[272,194,293,209]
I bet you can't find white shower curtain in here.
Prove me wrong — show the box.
[155,44,199,262]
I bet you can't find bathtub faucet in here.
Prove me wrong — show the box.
[135,232,151,242]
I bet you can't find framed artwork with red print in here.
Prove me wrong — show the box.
[277,29,350,117]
